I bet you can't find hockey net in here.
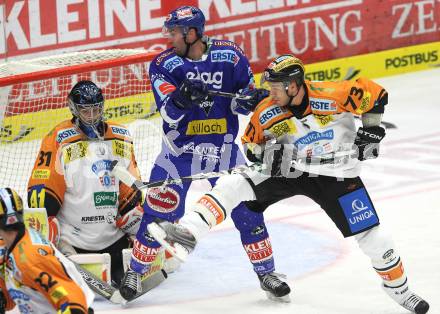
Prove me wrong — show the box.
[0,49,163,202]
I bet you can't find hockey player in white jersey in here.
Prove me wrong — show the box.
[148,55,430,313]
[27,80,143,287]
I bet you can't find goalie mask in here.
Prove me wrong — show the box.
[261,54,305,90]
[0,187,24,230]
[68,80,105,139]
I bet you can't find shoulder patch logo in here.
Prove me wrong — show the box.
[56,128,80,143]
[259,105,285,125]
[310,98,337,112]
[210,49,239,65]
[110,126,130,137]
[163,56,184,72]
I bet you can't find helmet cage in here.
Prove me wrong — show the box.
[68,81,104,127]
[68,100,104,126]
[0,188,24,230]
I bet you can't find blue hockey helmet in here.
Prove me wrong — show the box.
[0,187,24,230]
[68,80,104,127]
[163,6,205,38]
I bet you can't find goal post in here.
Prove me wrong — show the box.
[0,49,163,202]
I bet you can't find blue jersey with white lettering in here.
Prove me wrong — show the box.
[149,38,254,168]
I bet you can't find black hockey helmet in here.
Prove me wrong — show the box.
[261,54,305,87]
[0,187,24,230]
[68,80,104,127]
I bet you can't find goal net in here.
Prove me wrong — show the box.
[0,49,163,202]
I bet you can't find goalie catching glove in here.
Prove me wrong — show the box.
[354,126,386,161]
[115,205,144,236]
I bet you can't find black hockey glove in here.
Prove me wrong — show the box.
[235,88,270,112]
[261,142,297,177]
[170,78,209,110]
[354,126,386,161]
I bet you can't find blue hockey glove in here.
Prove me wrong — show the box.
[235,88,269,112]
[170,78,209,110]
[354,126,386,161]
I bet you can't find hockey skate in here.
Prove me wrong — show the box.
[147,221,197,262]
[383,283,429,314]
[119,269,142,301]
[258,272,291,302]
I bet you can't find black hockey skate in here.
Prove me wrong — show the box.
[383,283,429,314]
[119,269,142,301]
[258,272,291,302]
[147,221,197,262]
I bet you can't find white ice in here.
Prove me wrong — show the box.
[59,69,440,313]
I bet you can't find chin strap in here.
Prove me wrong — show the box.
[286,82,303,105]
[75,118,105,140]
[182,33,205,58]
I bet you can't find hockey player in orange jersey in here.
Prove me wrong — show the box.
[147,54,430,313]
[27,80,143,286]
[0,187,94,313]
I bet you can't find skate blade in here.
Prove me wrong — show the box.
[265,291,291,303]
[109,290,127,305]
[147,223,188,263]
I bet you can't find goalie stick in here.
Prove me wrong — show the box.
[74,262,167,304]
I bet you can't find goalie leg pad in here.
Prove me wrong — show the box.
[69,253,112,284]
[231,203,274,275]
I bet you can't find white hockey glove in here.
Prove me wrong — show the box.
[115,205,144,236]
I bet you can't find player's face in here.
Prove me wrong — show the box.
[163,26,186,55]
[77,103,103,125]
[268,82,290,106]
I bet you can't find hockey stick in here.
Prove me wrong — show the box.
[73,263,124,304]
[207,90,253,100]
[353,116,397,129]
[23,208,125,304]
[111,148,361,190]
[23,209,166,304]
[208,90,397,129]
[110,161,266,191]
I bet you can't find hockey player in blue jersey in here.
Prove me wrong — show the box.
[119,6,290,301]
